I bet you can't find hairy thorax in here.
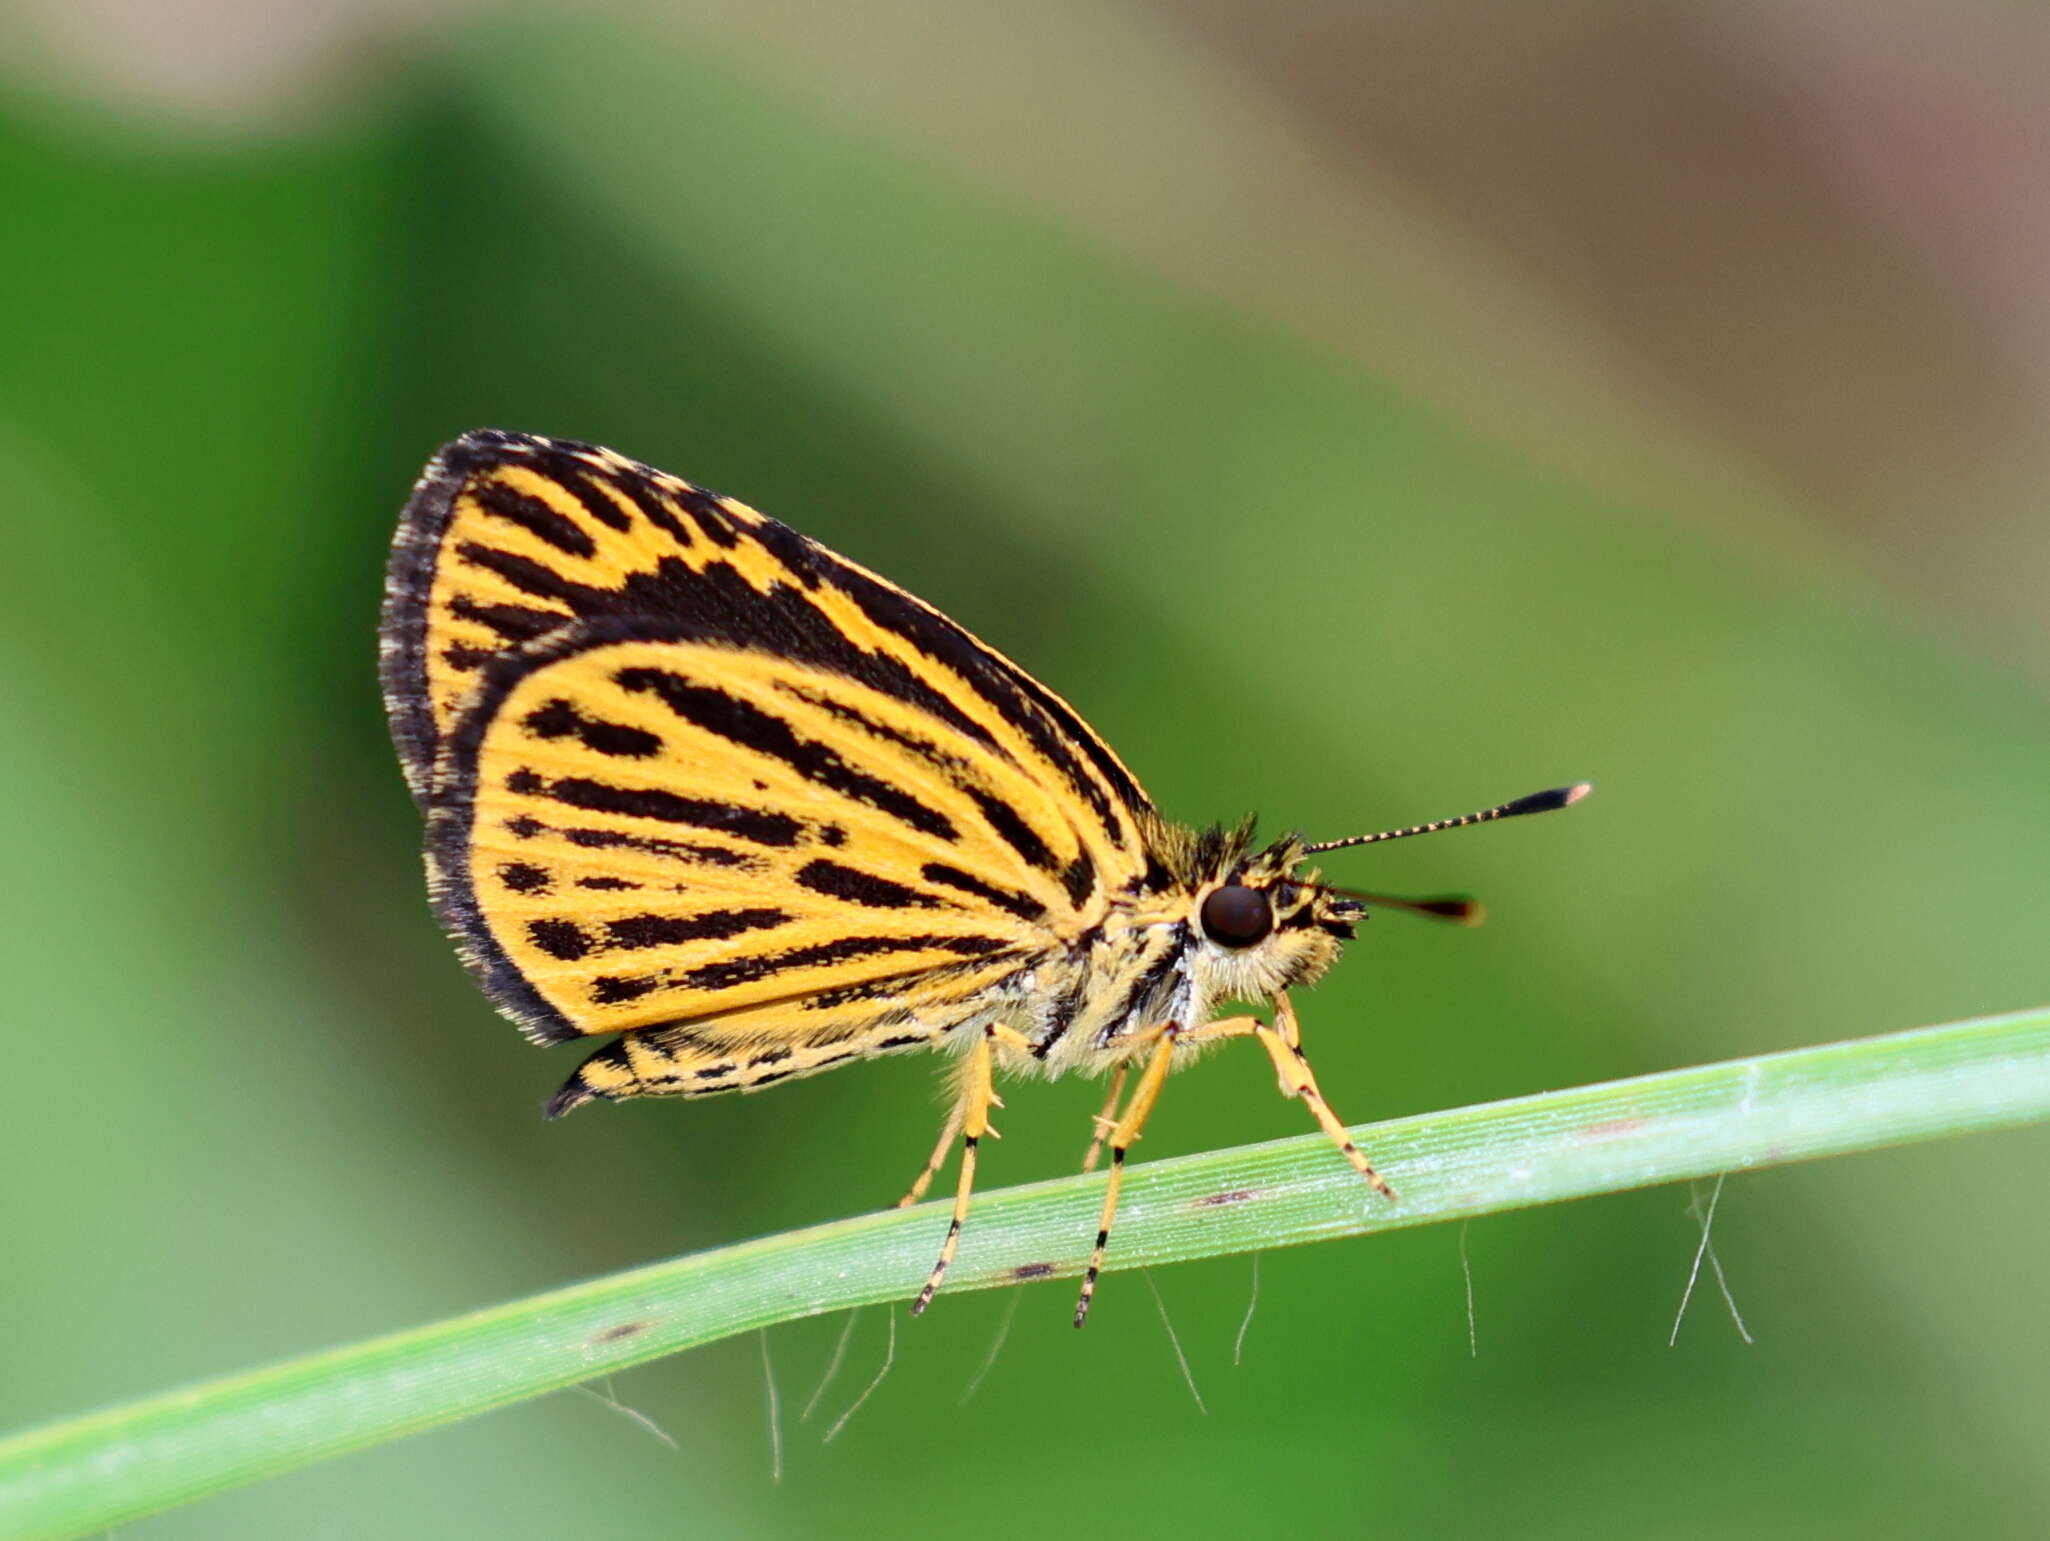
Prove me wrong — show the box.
[971,826,1359,1082]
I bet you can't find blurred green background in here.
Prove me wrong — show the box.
[4,3,2049,1537]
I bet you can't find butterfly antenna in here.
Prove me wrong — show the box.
[1304,782,1591,856]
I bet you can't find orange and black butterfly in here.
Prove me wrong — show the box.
[380,429,1588,1323]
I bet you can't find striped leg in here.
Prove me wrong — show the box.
[910,1024,1033,1316]
[1078,1063,1130,1174]
[897,1101,965,1209]
[1255,991,1395,1201]
[1073,1027,1177,1327]
[1070,1015,1268,1326]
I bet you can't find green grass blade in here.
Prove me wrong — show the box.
[3,1005,2046,1539]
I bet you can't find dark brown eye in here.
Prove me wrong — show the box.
[1201,884,1272,946]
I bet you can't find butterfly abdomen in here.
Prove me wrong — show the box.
[547,1029,876,1114]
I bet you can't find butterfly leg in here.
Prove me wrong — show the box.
[1073,1026,1191,1327]
[1079,1064,1130,1174]
[911,1024,1034,1315]
[1254,991,1395,1201]
[897,1102,965,1209]
[1069,1016,1275,1326]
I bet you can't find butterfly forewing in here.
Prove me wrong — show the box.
[384,433,1151,832]
[384,430,1160,1096]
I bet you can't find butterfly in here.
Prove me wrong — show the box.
[380,429,1588,1325]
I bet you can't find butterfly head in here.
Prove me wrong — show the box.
[1187,833,1362,1002]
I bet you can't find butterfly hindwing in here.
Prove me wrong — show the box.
[433,618,1100,1034]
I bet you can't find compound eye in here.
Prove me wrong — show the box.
[1200,884,1273,947]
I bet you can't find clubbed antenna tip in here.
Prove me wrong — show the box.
[1506,781,1594,817]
